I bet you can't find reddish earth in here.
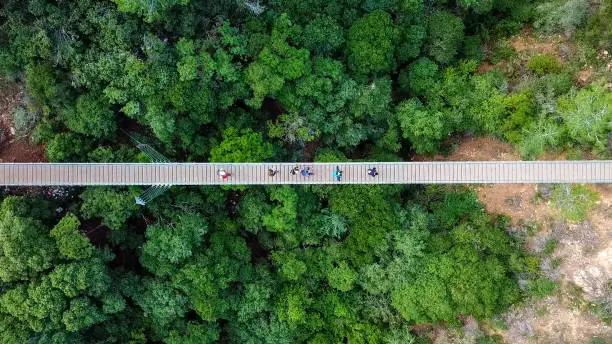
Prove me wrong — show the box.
[416,136,552,224]
[0,81,46,162]
[425,135,612,343]
[415,135,518,162]
[509,26,567,59]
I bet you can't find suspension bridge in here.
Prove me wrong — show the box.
[1,161,611,186]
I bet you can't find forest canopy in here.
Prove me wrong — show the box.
[0,0,610,342]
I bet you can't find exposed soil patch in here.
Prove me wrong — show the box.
[416,136,554,224]
[415,135,518,162]
[0,81,46,162]
[555,185,612,301]
[424,135,612,343]
[509,26,567,59]
[500,294,611,344]
[478,184,556,225]
[577,66,595,86]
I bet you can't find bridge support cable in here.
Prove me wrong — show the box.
[128,133,172,205]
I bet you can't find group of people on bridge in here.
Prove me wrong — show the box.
[216,166,379,181]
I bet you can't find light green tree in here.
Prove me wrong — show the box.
[210,127,274,162]
[50,213,94,260]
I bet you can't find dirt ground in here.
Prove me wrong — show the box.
[424,135,612,343]
[508,26,569,60]
[418,135,557,225]
[479,25,608,89]
[0,81,46,162]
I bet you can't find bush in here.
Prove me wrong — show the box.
[542,238,557,255]
[551,184,599,221]
[578,0,612,54]
[489,40,517,64]
[534,0,589,36]
[12,105,41,139]
[526,55,562,75]
[502,90,535,143]
[527,277,557,298]
[461,35,484,61]
[535,74,572,96]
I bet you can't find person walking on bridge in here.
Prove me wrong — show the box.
[367,167,378,177]
[301,166,313,177]
[217,168,230,180]
[268,168,279,177]
[333,166,343,182]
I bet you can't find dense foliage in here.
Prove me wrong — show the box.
[0,0,609,342]
[0,186,535,342]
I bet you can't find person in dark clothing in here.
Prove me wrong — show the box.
[268,168,279,177]
[290,166,300,175]
[367,167,378,177]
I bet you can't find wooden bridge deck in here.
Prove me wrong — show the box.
[1,161,611,186]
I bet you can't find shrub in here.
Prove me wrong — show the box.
[542,238,557,255]
[535,74,572,96]
[578,0,612,54]
[489,40,517,64]
[502,90,535,143]
[12,105,41,138]
[551,184,599,221]
[527,277,557,298]
[526,55,562,75]
[534,0,589,36]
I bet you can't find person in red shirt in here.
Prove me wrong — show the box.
[217,168,231,180]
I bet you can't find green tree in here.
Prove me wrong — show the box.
[62,297,107,332]
[392,194,523,324]
[62,93,116,138]
[79,188,139,231]
[399,57,438,96]
[45,133,91,162]
[245,14,311,108]
[396,99,446,154]
[458,0,494,13]
[140,214,208,276]
[0,197,58,282]
[49,259,111,298]
[346,11,398,75]
[263,186,298,233]
[327,261,357,292]
[112,0,190,22]
[210,127,274,162]
[426,11,465,64]
[134,280,187,332]
[272,251,307,281]
[50,214,95,260]
[297,16,345,56]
